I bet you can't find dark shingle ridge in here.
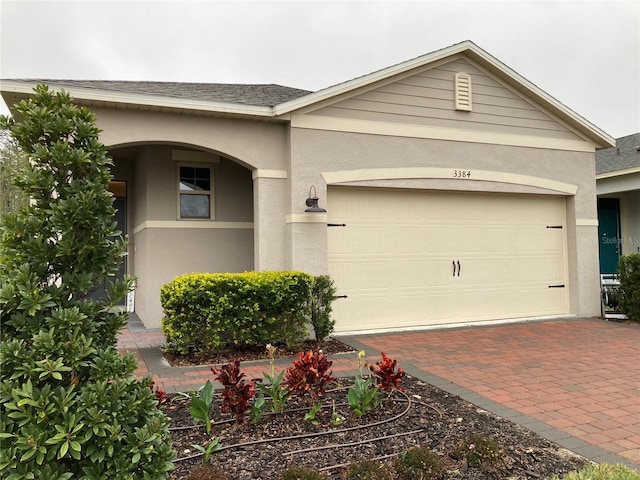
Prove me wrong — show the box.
[3,80,312,107]
[596,133,640,174]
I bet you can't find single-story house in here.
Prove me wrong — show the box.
[0,40,615,333]
[596,133,640,274]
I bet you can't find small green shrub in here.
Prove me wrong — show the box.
[394,446,445,480]
[279,465,326,479]
[619,253,640,321]
[308,275,337,341]
[256,343,290,414]
[192,437,222,463]
[189,380,214,433]
[161,271,313,354]
[348,376,381,417]
[550,463,640,480]
[345,459,393,479]
[451,434,502,470]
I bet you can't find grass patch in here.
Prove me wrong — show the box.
[551,464,640,480]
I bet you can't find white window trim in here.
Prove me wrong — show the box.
[177,163,215,220]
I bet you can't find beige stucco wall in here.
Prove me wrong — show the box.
[253,175,288,270]
[97,107,291,279]
[133,227,254,326]
[93,107,289,171]
[287,127,601,318]
[91,104,602,327]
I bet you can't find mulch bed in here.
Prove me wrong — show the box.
[163,337,355,367]
[164,375,589,479]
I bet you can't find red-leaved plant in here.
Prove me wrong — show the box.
[149,381,168,407]
[285,349,336,403]
[211,360,256,424]
[369,352,405,392]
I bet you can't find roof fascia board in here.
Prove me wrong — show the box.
[596,165,640,179]
[0,81,274,117]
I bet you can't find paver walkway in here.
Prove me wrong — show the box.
[117,317,640,471]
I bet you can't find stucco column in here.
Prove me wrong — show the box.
[253,170,288,271]
[569,183,602,318]
[575,224,603,316]
[286,215,328,275]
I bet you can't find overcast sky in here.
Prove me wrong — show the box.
[1,0,638,138]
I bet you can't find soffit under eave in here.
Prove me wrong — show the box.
[1,90,29,117]
[76,98,288,123]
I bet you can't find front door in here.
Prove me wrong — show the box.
[89,181,127,305]
[597,198,621,274]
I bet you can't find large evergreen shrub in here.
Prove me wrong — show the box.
[619,253,640,321]
[0,85,175,479]
[0,129,30,215]
[308,275,337,341]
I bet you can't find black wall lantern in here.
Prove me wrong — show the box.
[304,186,326,213]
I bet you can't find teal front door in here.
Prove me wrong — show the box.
[598,198,621,274]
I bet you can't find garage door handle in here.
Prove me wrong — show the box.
[457,260,461,277]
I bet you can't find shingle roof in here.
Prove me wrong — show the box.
[0,42,617,149]
[2,80,312,107]
[596,133,640,174]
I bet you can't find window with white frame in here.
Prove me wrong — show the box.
[179,165,212,219]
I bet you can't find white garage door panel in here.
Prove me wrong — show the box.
[328,187,568,333]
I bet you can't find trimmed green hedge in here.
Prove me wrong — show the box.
[161,271,314,354]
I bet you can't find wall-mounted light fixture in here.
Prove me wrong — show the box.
[304,186,326,213]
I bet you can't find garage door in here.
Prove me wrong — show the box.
[327,187,568,333]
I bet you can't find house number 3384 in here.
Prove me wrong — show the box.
[453,170,472,178]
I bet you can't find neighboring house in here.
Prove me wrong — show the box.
[0,41,614,332]
[596,133,640,274]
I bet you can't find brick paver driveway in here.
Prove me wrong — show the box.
[343,319,640,467]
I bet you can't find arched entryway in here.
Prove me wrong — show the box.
[109,143,255,327]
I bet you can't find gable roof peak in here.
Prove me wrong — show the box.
[274,40,613,149]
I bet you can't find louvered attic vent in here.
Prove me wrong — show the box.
[455,73,472,111]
